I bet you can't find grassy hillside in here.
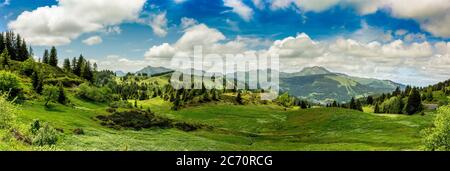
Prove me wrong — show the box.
[2,87,435,151]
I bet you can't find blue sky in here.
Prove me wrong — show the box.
[1,0,450,86]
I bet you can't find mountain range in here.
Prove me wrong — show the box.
[135,65,404,103]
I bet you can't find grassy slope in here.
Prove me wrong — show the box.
[2,93,435,151]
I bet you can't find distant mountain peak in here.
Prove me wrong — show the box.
[299,66,331,75]
[136,65,173,76]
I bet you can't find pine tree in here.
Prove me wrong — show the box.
[63,58,71,72]
[49,46,58,67]
[0,33,4,52]
[349,97,356,110]
[374,103,381,113]
[57,82,67,105]
[405,88,422,115]
[81,61,94,82]
[42,49,49,64]
[367,96,374,105]
[32,71,43,94]
[74,54,84,76]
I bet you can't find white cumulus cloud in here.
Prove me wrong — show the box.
[82,36,103,46]
[8,0,146,46]
[224,0,254,21]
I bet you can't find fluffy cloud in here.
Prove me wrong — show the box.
[144,22,449,85]
[268,0,450,38]
[82,36,103,46]
[149,12,168,37]
[94,55,149,72]
[8,0,146,46]
[224,0,254,21]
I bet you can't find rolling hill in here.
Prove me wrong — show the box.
[280,66,404,103]
[136,66,173,76]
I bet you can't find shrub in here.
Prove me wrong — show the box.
[0,94,17,129]
[0,70,22,98]
[424,106,450,151]
[73,128,84,135]
[380,96,404,114]
[29,119,41,135]
[42,85,59,107]
[76,83,113,102]
[20,58,36,76]
[32,123,58,146]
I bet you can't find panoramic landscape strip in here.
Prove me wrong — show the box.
[0,0,450,152]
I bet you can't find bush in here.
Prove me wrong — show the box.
[73,128,84,135]
[43,85,59,107]
[0,70,22,98]
[109,100,133,109]
[76,83,113,102]
[32,123,58,146]
[424,106,450,151]
[0,94,17,129]
[380,96,404,114]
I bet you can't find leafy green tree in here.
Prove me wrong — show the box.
[43,85,59,107]
[380,96,404,114]
[404,88,422,115]
[0,48,11,68]
[424,106,450,151]
[0,71,21,98]
[49,46,58,67]
[42,49,49,64]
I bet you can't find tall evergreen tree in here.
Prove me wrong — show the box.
[374,103,381,113]
[367,96,374,105]
[81,61,94,82]
[32,71,43,94]
[63,58,71,72]
[57,82,67,105]
[405,88,422,115]
[0,33,4,53]
[74,54,84,76]
[49,46,58,67]
[42,49,49,64]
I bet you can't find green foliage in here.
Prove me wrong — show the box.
[0,94,17,129]
[20,58,35,76]
[405,88,422,115]
[0,70,22,98]
[42,49,49,64]
[0,48,11,68]
[76,83,112,102]
[43,85,59,107]
[30,120,41,135]
[380,96,404,114]
[276,92,295,107]
[57,82,67,105]
[63,58,71,72]
[424,106,450,151]
[31,71,43,94]
[31,123,58,146]
[49,46,58,67]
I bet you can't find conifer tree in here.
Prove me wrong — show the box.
[57,82,67,105]
[32,71,43,94]
[42,49,49,64]
[63,58,71,72]
[49,46,58,67]
[405,88,422,115]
